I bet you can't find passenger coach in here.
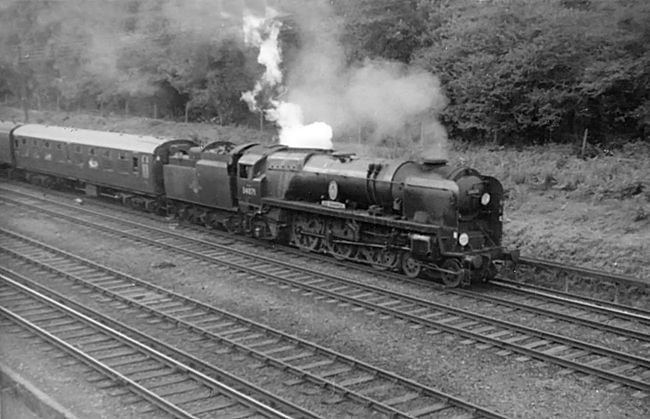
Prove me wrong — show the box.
[8,124,195,211]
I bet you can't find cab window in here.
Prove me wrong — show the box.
[253,164,262,178]
[239,164,249,179]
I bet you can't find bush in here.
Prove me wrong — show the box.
[414,0,650,146]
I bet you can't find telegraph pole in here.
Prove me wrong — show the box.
[17,44,29,122]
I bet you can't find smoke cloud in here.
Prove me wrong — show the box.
[279,0,449,158]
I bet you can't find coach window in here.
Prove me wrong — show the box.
[32,139,40,158]
[73,145,83,164]
[89,148,95,156]
[44,141,50,149]
[102,150,113,171]
[132,156,139,174]
[56,143,65,162]
[118,152,129,173]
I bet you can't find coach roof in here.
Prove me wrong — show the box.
[12,124,170,154]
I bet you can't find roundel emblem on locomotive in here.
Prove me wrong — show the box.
[328,181,338,201]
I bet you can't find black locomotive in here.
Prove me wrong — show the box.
[0,122,518,287]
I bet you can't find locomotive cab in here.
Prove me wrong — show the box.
[236,144,288,209]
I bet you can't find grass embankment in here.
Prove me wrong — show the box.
[2,107,648,279]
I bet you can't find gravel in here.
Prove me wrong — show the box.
[0,195,649,419]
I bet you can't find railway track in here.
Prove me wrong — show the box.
[1,188,650,398]
[2,185,650,345]
[0,229,510,419]
[2,181,647,309]
[512,255,649,303]
[0,273,301,419]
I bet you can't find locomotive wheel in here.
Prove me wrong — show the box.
[380,250,400,270]
[42,177,54,188]
[223,215,241,234]
[292,215,323,252]
[441,259,463,288]
[359,248,384,270]
[154,201,167,217]
[203,212,218,230]
[401,252,422,278]
[362,248,399,271]
[326,220,356,260]
[177,206,192,223]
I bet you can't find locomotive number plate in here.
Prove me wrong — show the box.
[242,186,257,196]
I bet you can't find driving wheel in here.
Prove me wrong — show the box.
[441,258,463,288]
[401,252,422,278]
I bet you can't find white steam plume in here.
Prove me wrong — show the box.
[241,11,282,112]
[283,1,449,159]
[241,7,334,150]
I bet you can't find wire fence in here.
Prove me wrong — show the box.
[0,93,234,126]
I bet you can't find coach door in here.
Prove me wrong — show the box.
[130,154,151,187]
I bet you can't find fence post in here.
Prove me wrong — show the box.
[358,123,361,145]
[580,128,589,158]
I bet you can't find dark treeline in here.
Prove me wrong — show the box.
[0,0,648,145]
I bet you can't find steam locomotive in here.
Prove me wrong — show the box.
[0,122,519,287]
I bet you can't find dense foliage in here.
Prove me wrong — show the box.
[1,0,648,145]
[414,0,650,144]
